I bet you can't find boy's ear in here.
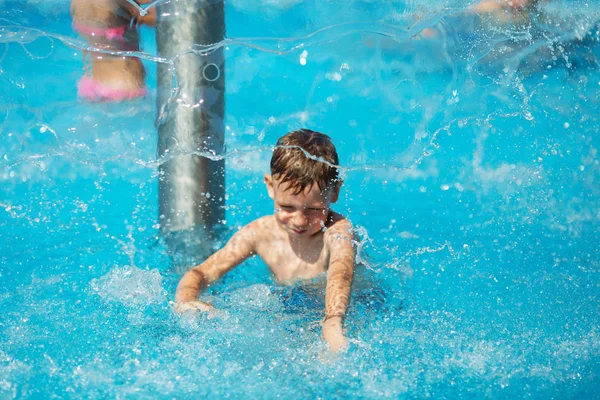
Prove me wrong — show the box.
[330,181,342,203]
[264,174,275,200]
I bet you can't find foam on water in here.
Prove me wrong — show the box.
[91,266,167,307]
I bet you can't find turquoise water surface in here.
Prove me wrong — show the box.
[1,0,599,398]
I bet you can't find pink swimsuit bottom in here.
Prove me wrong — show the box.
[74,23,147,102]
[78,76,148,102]
[73,22,129,42]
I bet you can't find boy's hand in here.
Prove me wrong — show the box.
[174,300,215,314]
[322,316,348,352]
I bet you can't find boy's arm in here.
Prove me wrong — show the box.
[175,223,257,305]
[323,220,356,351]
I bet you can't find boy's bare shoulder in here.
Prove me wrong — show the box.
[324,212,354,242]
[227,216,278,254]
[246,215,277,230]
[240,216,284,257]
[324,213,355,263]
[230,216,270,238]
[240,216,280,240]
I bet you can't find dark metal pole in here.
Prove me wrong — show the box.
[156,0,225,268]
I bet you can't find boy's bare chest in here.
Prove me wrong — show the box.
[257,237,329,284]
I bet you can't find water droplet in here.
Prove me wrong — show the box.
[299,50,308,66]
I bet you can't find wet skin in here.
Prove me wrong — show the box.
[175,175,356,352]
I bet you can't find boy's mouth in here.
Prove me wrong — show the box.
[290,228,307,235]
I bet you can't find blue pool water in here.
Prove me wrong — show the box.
[1,0,599,398]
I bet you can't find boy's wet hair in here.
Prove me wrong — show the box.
[270,129,339,194]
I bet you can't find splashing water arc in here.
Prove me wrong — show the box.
[1,0,599,398]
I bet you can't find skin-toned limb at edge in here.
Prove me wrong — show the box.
[473,0,542,23]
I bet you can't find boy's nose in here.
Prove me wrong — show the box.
[292,212,308,227]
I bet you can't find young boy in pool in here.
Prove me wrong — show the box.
[175,129,355,352]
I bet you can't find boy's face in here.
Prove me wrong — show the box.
[265,175,340,239]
